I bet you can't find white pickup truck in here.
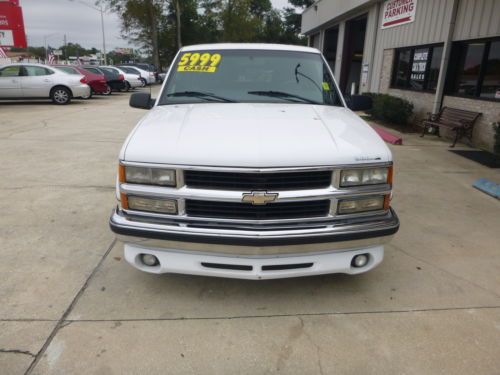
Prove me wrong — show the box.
[109,44,399,280]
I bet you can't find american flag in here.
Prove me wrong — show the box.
[48,52,55,65]
[0,47,8,58]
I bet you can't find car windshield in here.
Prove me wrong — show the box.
[158,49,342,106]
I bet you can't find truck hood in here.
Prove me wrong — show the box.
[122,103,391,167]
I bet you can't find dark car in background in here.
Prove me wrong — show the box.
[54,65,110,97]
[83,66,126,93]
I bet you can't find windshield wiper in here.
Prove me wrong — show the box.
[166,91,236,103]
[295,63,322,92]
[247,91,320,104]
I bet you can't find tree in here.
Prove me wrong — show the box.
[280,0,313,45]
[61,43,95,58]
[103,0,311,67]
[287,0,314,7]
[103,0,166,69]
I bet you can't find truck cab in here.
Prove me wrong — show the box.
[109,43,399,280]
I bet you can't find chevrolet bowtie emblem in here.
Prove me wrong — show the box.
[242,191,278,205]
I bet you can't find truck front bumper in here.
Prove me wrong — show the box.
[109,208,399,279]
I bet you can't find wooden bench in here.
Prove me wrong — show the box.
[420,107,481,147]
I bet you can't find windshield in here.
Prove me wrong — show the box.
[159,49,342,106]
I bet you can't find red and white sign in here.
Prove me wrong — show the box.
[381,0,417,29]
[0,0,27,48]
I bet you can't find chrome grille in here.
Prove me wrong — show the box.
[185,199,331,220]
[184,170,332,190]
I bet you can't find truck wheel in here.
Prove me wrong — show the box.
[51,87,71,105]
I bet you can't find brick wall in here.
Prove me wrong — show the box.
[378,49,393,93]
[442,96,499,152]
[376,48,499,152]
[379,48,436,123]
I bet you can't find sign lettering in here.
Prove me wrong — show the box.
[381,0,417,29]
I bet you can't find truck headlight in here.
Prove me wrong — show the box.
[340,167,391,187]
[123,165,176,187]
[338,196,386,214]
[128,196,178,214]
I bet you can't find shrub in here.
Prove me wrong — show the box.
[364,93,414,127]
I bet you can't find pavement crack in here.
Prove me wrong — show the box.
[0,349,36,358]
[0,185,114,191]
[298,316,324,375]
[24,238,116,375]
[61,305,500,323]
[0,138,124,144]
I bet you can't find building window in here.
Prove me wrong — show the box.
[391,44,443,92]
[448,38,500,101]
[480,40,500,100]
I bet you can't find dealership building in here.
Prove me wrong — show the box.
[302,0,499,151]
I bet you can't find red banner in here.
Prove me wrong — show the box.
[0,0,27,48]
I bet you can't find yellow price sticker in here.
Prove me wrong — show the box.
[322,82,330,91]
[178,52,222,73]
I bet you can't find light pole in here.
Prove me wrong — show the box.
[69,0,107,64]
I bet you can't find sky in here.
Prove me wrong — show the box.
[20,0,293,51]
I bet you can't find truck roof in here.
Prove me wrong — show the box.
[181,43,320,54]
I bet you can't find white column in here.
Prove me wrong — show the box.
[334,21,346,83]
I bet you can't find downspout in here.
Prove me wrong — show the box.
[432,0,460,113]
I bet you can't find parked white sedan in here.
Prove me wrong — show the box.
[0,63,90,104]
[118,65,155,85]
[100,66,142,91]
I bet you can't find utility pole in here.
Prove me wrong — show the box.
[175,0,182,49]
[68,0,107,65]
[63,34,67,64]
[100,4,107,64]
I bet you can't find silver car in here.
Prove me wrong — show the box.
[100,66,142,91]
[0,63,90,104]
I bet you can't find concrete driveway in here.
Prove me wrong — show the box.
[1,90,499,375]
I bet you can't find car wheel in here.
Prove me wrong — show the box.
[51,87,71,105]
[140,78,147,87]
[125,81,131,92]
[103,85,112,95]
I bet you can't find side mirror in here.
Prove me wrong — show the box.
[347,95,373,112]
[130,92,155,109]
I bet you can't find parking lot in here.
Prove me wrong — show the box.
[1,88,499,374]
